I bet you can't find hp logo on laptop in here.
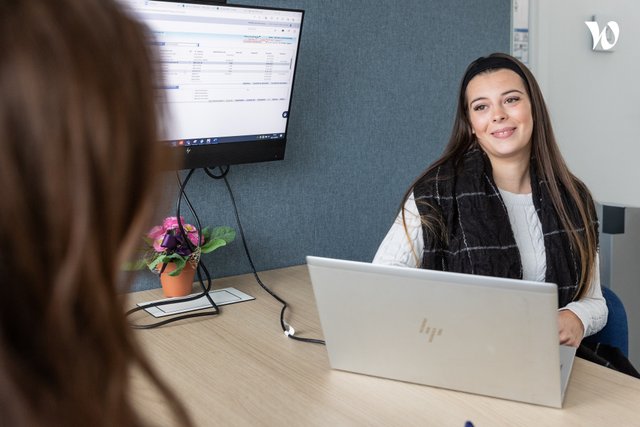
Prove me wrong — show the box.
[418,318,443,343]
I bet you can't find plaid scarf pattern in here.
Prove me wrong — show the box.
[413,148,597,308]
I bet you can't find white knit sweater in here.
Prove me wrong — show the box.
[373,191,608,337]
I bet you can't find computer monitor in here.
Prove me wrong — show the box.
[121,0,305,169]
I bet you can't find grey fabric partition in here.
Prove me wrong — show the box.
[132,0,510,291]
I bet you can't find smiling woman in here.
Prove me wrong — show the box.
[466,69,534,188]
[373,53,607,352]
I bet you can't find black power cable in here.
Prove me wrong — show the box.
[204,166,325,345]
[126,169,220,328]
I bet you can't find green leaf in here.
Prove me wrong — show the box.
[201,238,227,254]
[200,227,212,240]
[147,256,165,271]
[211,226,236,242]
[201,226,235,254]
[166,257,187,276]
[148,253,186,273]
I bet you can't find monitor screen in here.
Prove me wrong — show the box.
[121,0,304,169]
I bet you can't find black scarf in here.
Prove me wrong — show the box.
[413,148,597,308]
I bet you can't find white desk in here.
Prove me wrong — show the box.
[128,265,640,426]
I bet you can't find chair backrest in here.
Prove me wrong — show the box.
[582,287,629,356]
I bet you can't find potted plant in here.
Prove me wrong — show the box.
[130,216,235,297]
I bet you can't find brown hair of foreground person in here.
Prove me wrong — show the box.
[0,0,191,426]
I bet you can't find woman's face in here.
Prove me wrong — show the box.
[466,68,533,164]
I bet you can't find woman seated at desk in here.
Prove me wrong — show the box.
[374,53,606,348]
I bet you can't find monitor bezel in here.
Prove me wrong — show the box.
[142,0,305,170]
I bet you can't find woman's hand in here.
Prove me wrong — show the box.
[558,310,584,347]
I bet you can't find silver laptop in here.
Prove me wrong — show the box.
[306,256,577,408]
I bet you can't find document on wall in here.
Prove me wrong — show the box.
[512,0,529,64]
[138,287,255,317]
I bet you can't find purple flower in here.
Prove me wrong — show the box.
[161,233,179,250]
[148,216,199,254]
[133,216,235,277]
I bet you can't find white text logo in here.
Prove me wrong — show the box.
[585,20,620,51]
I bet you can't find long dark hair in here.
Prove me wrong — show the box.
[401,52,598,299]
[0,0,190,425]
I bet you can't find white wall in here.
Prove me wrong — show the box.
[529,0,640,208]
[529,0,640,367]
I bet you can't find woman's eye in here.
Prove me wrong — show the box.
[505,96,520,104]
[472,104,486,111]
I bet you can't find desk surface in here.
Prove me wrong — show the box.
[128,265,640,427]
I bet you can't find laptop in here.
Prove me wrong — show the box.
[306,256,577,408]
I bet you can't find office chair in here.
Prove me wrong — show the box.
[582,286,629,357]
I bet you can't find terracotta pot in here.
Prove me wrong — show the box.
[159,262,197,297]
